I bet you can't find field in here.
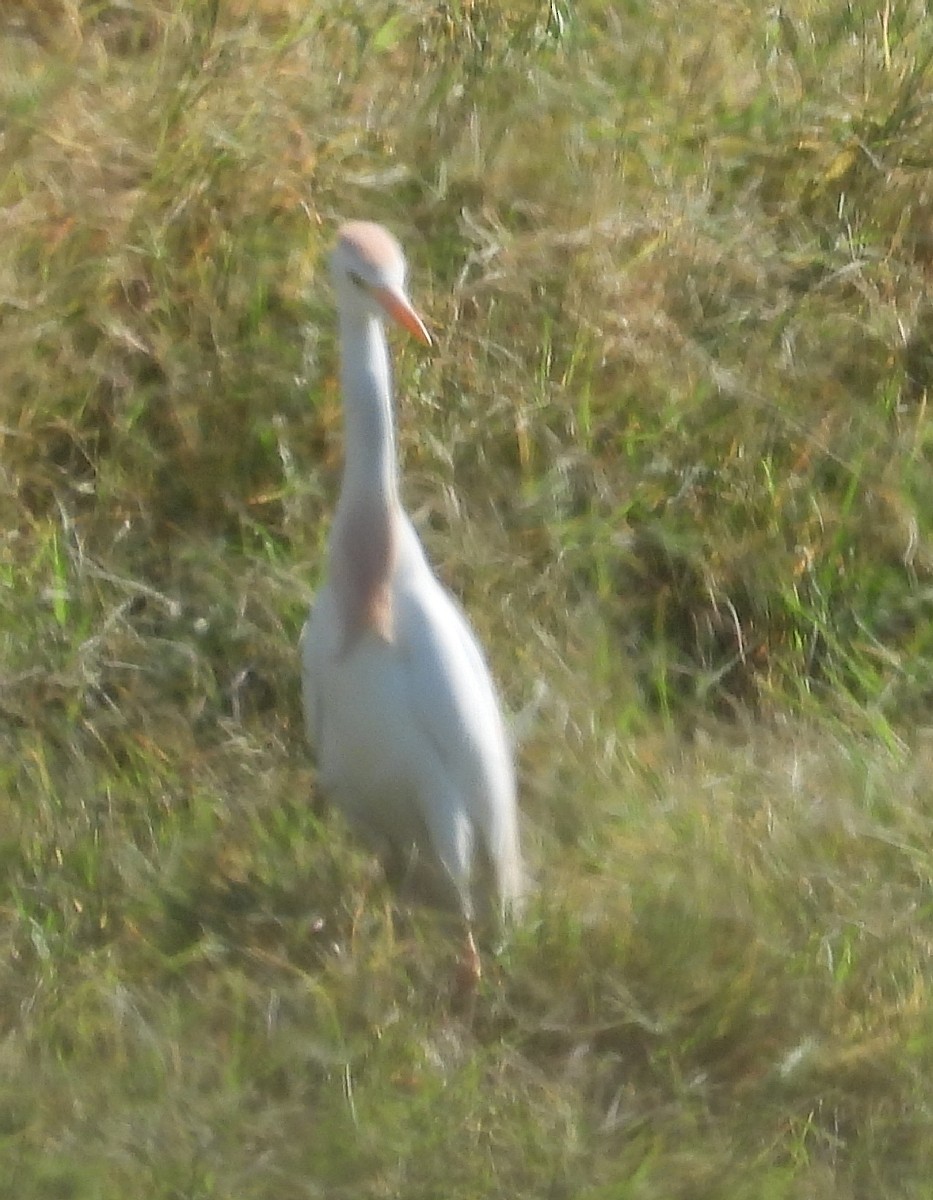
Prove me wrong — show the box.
[2,1,933,1195]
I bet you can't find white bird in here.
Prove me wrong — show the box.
[300,221,523,971]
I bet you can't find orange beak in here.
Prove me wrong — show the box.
[373,285,432,347]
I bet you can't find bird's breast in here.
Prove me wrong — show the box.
[331,497,399,650]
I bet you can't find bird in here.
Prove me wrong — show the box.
[300,221,523,977]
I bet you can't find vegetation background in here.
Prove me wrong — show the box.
[2,0,932,1195]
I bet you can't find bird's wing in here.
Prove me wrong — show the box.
[394,533,521,905]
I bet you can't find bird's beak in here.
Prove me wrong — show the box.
[372,285,433,347]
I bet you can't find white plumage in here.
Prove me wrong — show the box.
[300,222,523,941]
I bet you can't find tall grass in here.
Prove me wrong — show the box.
[2,1,933,1196]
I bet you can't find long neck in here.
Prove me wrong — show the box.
[337,309,400,509]
[330,306,402,645]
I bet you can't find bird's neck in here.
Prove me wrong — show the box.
[331,309,402,645]
[337,310,400,509]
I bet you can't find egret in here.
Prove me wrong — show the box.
[300,221,523,975]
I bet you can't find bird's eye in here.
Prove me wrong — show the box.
[348,270,366,289]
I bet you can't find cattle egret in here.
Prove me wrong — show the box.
[300,222,523,975]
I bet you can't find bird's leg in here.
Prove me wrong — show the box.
[454,925,482,997]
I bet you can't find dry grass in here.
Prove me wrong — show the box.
[2,1,933,1196]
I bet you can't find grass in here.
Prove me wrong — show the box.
[2,0,933,1194]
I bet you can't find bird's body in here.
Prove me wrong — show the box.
[300,222,522,930]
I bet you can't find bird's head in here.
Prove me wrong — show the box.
[330,221,432,346]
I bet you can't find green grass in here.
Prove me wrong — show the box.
[2,0,933,1194]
